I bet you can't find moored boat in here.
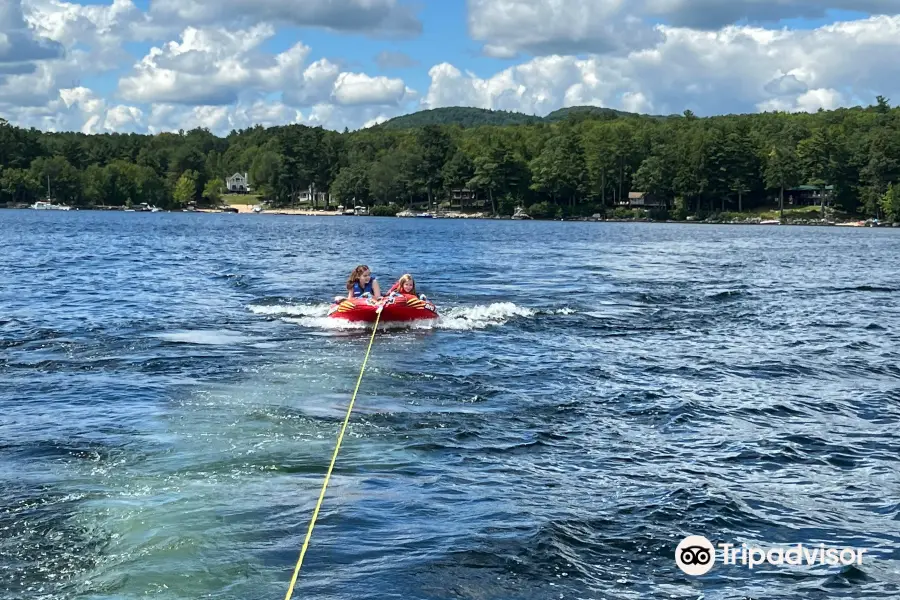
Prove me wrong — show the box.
[511,206,531,220]
[30,200,71,210]
[30,176,71,210]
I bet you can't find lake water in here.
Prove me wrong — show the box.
[2,210,899,600]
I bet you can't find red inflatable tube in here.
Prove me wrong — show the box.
[327,293,438,322]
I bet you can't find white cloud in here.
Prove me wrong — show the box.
[148,0,421,37]
[468,0,661,58]
[3,86,143,133]
[332,72,413,105]
[466,0,900,57]
[426,15,900,117]
[2,0,422,134]
[60,85,103,113]
[145,101,301,134]
[3,27,417,135]
[621,91,653,114]
[424,58,627,116]
[363,115,390,128]
[306,103,413,130]
[645,0,900,29]
[24,0,167,68]
[58,86,146,133]
[4,0,900,137]
[0,0,64,74]
[758,88,846,113]
[117,24,282,104]
[1,0,158,109]
[0,60,65,106]
[139,100,406,134]
[116,24,417,110]
[282,58,341,106]
[104,104,145,130]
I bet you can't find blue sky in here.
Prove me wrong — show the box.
[3,0,900,134]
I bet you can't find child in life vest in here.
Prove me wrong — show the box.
[387,273,427,300]
[335,265,381,302]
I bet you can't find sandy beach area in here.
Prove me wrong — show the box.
[198,204,341,216]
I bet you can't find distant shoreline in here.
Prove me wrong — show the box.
[5,204,897,227]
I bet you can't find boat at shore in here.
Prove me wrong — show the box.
[30,176,72,210]
[31,200,72,210]
[395,209,436,218]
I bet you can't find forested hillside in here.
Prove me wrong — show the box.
[3,97,900,220]
[377,107,544,129]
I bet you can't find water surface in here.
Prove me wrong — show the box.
[2,210,899,599]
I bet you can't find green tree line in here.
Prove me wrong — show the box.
[2,96,900,221]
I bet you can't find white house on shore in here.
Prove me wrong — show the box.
[225,172,250,193]
[298,186,330,206]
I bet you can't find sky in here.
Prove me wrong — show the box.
[1,0,900,136]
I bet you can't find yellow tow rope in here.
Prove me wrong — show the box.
[283,304,383,600]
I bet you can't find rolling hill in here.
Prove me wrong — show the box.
[376,105,671,130]
[377,107,543,129]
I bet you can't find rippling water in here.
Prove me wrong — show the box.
[2,210,899,600]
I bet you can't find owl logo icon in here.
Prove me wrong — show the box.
[675,535,716,576]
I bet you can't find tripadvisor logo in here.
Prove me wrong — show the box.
[676,535,716,576]
[675,534,869,576]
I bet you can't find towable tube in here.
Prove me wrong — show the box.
[327,293,438,323]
